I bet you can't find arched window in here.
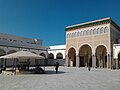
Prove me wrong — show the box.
[93,29,97,34]
[81,31,83,36]
[87,30,89,35]
[77,32,79,37]
[49,53,54,59]
[69,33,72,38]
[0,49,6,56]
[68,33,70,38]
[72,33,74,38]
[56,53,63,59]
[83,30,86,36]
[90,29,93,35]
[75,32,77,37]
[104,26,109,33]
[66,34,69,38]
[97,28,100,34]
[100,27,104,33]
[40,53,46,58]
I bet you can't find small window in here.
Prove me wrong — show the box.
[100,27,104,33]
[104,27,109,33]
[97,28,100,34]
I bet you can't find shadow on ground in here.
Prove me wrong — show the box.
[45,70,66,74]
[16,70,65,75]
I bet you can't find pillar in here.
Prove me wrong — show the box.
[116,58,119,69]
[76,55,79,67]
[107,53,112,69]
[92,54,96,68]
[107,54,110,68]
[65,55,69,67]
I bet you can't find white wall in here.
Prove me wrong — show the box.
[48,45,66,59]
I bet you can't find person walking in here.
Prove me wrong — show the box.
[55,62,59,74]
[88,62,91,71]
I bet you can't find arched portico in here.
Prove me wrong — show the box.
[117,53,120,69]
[0,49,6,56]
[40,53,46,58]
[49,53,54,59]
[0,49,6,68]
[56,53,63,59]
[68,48,76,67]
[95,45,107,68]
[79,45,92,67]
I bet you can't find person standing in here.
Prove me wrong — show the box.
[55,62,59,74]
[88,62,91,71]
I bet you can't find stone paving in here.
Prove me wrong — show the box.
[0,66,120,90]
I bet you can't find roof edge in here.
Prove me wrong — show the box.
[65,17,112,31]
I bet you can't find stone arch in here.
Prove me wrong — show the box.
[104,26,109,33]
[77,32,80,37]
[83,30,86,36]
[81,31,83,36]
[118,52,120,69]
[79,43,93,51]
[75,32,77,37]
[66,33,69,38]
[0,49,6,68]
[100,27,104,33]
[7,50,17,54]
[90,29,93,35]
[93,28,97,34]
[69,33,72,38]
[0,49,6,56]
[97,28,100,34]
[49,53,54,59]
[72,32,74,38]
[68,47,76,67]
[66,46,77,55]
[87,30,90,35]
[56,53,63,59]
[40,53,46,58]
[95,45,107,68]
[79,44,92,67]
[94,44,108,53]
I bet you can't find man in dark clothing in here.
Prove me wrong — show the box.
[88,62,91,71]
[55,62,59,74]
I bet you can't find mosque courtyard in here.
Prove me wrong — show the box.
[0,66,120,90]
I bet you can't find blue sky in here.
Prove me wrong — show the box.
[0,0,120,46]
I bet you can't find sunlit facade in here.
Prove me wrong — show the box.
[48,45,66,66]
[65,18,120,69]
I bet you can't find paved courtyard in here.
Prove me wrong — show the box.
[0,66,120,90]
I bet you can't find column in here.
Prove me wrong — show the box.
[107,53,112,69]
[116,58,119,69]
[76,55,79,67]
[1,58,3,67]
[92,54,96,68]
[107,54,110,69]
[65,55,69,67]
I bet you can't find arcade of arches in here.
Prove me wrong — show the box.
[67,45,110,68]
[117,53,120,69]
